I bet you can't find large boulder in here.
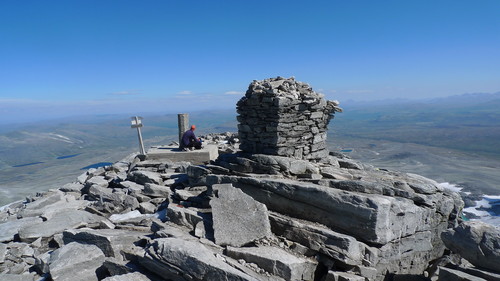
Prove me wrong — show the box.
[127,170,163,185]
[102,272,152,281]
[441,221,500,272]
[63,228,148,260]
[140,238,257,281]
[18,210,104,242]
[142,183,172,198]
[437,267,488,281]
[231,177,432,245]
[210,183,272,247]
[0,217,43,242]
[226,245,317,280]
[166,204,203,230]
[269,212,374,266]
[48,242,106,281]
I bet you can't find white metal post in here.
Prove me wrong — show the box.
[131,116,146,155]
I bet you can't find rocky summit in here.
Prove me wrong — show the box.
[1,78,499,281]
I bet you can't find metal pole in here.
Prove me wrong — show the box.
[136,117,145,155]
[178,113,189,147]
[131,116,146,155]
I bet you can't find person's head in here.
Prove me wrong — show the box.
[191,125,196,131]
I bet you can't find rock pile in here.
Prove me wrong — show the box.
[237,77,342,162]
[2,135,493,281]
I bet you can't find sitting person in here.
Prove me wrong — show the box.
[181,125,202,150]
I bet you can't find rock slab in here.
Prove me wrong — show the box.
[441,221,500,272]
[141,238,256,281]
[227,245,317,280]
[48,242,106,281]
[210,183,272,247]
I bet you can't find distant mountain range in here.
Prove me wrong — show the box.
[341,91,500,108]
[334,92,500,157]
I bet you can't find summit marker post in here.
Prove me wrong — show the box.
[178,113,189,148]
[131,116,146,155]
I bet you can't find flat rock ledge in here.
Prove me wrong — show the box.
[0,133,496,281]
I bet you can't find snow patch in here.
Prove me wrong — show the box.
[109,209,167,223]
[438,182,462,193]
[109,210,143,223]
[463,194,500,226]
[48,133,74,144]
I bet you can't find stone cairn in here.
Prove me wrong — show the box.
[237,77,342,162]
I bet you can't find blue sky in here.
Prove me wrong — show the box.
[1,1,499,123]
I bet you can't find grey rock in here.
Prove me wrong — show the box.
[60,182,84,192]
[166,204,203,230]
[251,154,319,176]
[463,267,500,281]
[406,173,443,195]
[139,201,157,214]
[437,267,487,281]
[34,251,51,274]
[0,273,38,281]
[152,221,199,240]
[102,272,151,281]
[18,210,104,242]
[234,177,430,245]
[18,191,64,217]
[325,271,365,281]
[87,184,113,199]
[0,217,43,242]
[319,166,354,180]
[27,195,90,220]
[100,219,116,229]
[143,183,172,198]
[187,165,212,179]
[77,171,90,184]
[48,242,105,281]
[101,258,137,276]
[0,243,6,263]
[95,191,140,212]
[376,230,435,276]
[63,228,147,260]
[141,238,257,281]
[127,170,163,185]
[211,183,272,247]
[351,266,378,281]
[320,179,387,195]
[119,180,144,192]
[441,221,500,272]
[194,221,207,238]
[6,242,34,259]
[175,189,204,201]
[52,233,65,248]
[337,158,363,170]
[85,175,109,188]
[226,246,317,281]
[269,212,372,266]
[290,159,319,175]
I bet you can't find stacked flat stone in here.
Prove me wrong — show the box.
[236,77,342,162]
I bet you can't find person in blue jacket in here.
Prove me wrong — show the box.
[181,125,202,150]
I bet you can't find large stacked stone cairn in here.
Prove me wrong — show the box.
[237,77,342,162]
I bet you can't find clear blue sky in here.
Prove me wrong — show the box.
[1,0,499,123]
